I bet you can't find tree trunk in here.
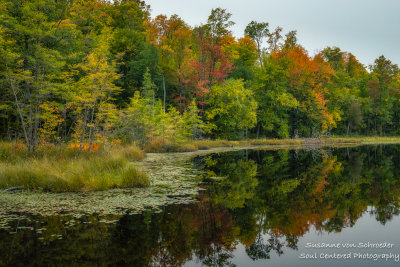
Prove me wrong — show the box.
[62,105,67,142]
[5,63,30,151]
[32,105,40,152]
[79,106,89,151]
[152,90,155,118]
[81,80,96,151]
[163,75,166,113]
[87,105,96,152]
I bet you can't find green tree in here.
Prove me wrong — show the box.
[368,56,399,135]
[108,0,152,105]
[252,55,297,138]
[230,36,258,81]
[117,91,149,143]
[182,99,204,140]
[206,79,257,139]
[244,21,269,69]
[141,67,158,113]
[205,8,235,40]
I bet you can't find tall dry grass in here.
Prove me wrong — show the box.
[0,142,148,192]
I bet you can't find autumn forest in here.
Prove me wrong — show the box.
[1,0,399,153]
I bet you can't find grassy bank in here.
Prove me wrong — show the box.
[0,143,148,192]
[144,136,400,152]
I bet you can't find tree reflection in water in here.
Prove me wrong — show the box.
[1,145,400,266]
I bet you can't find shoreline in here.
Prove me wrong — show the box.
[144,137,400,160]
[143,136,400,153]
[1,137,400,193]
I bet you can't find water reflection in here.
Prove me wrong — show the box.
[1,145,400,266]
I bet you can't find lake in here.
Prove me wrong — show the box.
[1,145,400,266]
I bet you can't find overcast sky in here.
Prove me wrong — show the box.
[145,0,399,67]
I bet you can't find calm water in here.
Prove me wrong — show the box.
[1,145,400,266]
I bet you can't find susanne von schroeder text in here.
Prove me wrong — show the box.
[304,242,394,249]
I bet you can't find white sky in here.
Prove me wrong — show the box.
[145,0,400,67]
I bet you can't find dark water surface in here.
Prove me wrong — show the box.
[1,145,400,266]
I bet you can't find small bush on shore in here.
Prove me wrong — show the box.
[121,165,150,188]
[116,144,146,161]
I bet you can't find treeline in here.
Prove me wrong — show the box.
[1,0,399,152]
